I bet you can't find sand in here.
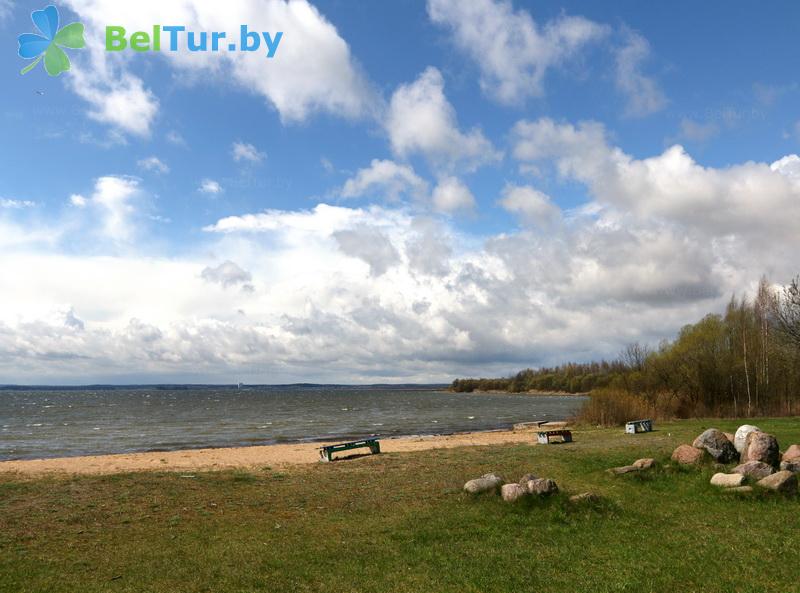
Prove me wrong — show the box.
[0,426,568,477]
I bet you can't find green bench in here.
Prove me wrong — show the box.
[319,438,381,462]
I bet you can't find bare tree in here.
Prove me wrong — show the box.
[620,342,651,371]
[773,276,800,350]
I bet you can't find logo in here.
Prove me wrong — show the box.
[18,5,85,77]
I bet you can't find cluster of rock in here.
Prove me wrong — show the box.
[463,471,595,504]
[671,425,800,494]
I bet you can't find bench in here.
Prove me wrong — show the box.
[537,429,573,444]
[319,438,381,462]
[625,419,653,434]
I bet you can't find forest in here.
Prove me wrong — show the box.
[452,277,800,423]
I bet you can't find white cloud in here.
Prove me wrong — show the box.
[387,67,501,172]
[333,226,401,276]
[512,116,800,255]
[614,30,666,117]
[431,177,476,214]
[341,159,428,202]
[0,198,36,209]
[232,141,267,164]
[199,179,223,195]
[70,194,88,207]
[62,0,377,135]
[137,156,170,174]
[427,0,608,103]
[87,176,143,242]
[166,130,187,146]
[201,260,254,291]
[499,184,561,227]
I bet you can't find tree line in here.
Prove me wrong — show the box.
[452,276,800,420]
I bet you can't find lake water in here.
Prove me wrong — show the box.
[0,387,586,461]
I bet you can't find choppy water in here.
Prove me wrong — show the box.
[0,387,586,461]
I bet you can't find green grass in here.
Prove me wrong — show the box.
[1,418,799,593]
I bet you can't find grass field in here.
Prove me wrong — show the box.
[1,418,799,593]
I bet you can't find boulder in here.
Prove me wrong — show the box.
[710,473,746,488]
[606,465,640,475]
[723,432,736,444]
[632,458,657,470]
[742,431,780,467]
[782,444,800,462]
[569,492,599,503]
[756,470,798,494]
[734,425,761,454]
[692,428,739,463]
[780,459,800,474]
[731,461,774,480]
[463,473,503,494]
[525,478,559,496]
[501,483,528,502]
[671,444,707,465]
[518,473,539,485]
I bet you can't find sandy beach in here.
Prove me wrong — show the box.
[0,425,567,476]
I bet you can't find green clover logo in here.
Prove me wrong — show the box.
[18,5,85,77]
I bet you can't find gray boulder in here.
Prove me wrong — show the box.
[518,473,539,485]
[756,470,798,494]
[742,431,780,468]
[463,473,503,494]
[501,483,528,502]
[692,428,739,463]
[734,425,761,454]
[731,461,774,480]
[710,473,746,488]
[525,478,559,496]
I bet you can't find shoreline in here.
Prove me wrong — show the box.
[0,425,566,477]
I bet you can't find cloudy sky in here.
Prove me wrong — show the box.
[2,0,800,384]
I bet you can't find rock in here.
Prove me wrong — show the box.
[501,483,528,502]
[692,428,739,463]
[710,473,746,488]
[632,458,657,470]
[723,432,736,444]
[782,444,800,462]
[607,465,640,475]
[463,473,504,494]
[742,431,780,467]
[731,461,774,480]
[734,424,761,454]
[518,473,539,485]
[780,459,800,474]
[569,492,599,503]
[756,470,798,494]
[525,478,558,496]
[671,444,707,465]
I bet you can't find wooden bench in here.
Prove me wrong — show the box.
[625,419,653,434]
[537,429,573,444]
[319,438,381,462]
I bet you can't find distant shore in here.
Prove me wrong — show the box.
[0,425,561,476]
[459,389,589,396]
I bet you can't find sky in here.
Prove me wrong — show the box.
[1,0,800,384]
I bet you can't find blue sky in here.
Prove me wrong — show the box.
[1,0,800,384]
